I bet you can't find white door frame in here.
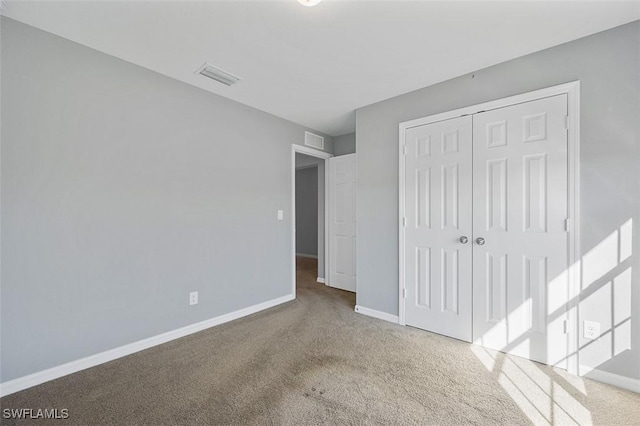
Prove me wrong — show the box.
[398,81,581,375]
[292,144,333,297]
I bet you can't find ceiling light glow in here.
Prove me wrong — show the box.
[297,0,322,7]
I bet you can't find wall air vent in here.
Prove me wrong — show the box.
[304,131,325,150]
[195,63,240,87]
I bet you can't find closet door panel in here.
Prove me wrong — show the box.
[472,94,569,368]
[404,116,473,342]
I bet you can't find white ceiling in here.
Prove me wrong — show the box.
[3,1,639,136]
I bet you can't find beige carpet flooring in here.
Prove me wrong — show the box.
[1,257,639,425]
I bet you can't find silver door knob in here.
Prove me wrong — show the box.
[459,236,469,244]
[475,237,486,245]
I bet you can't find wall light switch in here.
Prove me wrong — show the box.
[583,320,600,340]
[277,210,284,220]
[189,291,198,306]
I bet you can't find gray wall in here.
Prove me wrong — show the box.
[295,153,323,169]
[356,21,640,380]
[334,132,356,156]
[295,166,318,256]
[0,18,333,382]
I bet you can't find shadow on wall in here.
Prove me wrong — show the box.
[579,219,633,369]
[471,218,634,425]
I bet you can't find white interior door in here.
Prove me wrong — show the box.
[472,94,569,368]
[403,116,473,342]
[329,154,356,292]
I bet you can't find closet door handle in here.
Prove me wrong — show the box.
[459,236,469,244]
[475,237,486,246]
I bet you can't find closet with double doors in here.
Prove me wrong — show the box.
[399,88,576,369]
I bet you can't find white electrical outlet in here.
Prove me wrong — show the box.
[277,210,284,220]
[189,291,198,306]
[583,320,600,340]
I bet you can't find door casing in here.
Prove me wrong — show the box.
[398,81,581,375]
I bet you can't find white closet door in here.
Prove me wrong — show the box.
[404,116,473,342]
[472,94,569,368]
[329,154,356,292]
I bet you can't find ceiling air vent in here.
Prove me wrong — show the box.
[196,63,240,87]
[304,131,324,150]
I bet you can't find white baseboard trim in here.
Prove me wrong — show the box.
[296,253,318,259]
[579,365,640,393]
[317,277,325,284]
[0,293,295,398]
[354,305,399,324]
